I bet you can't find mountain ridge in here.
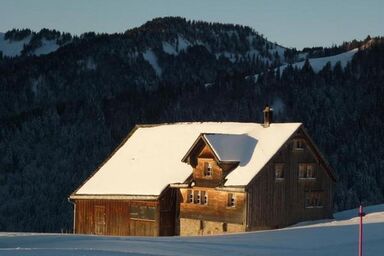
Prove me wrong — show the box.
[0,17,383,232]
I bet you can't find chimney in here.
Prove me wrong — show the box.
[263,105,273,127]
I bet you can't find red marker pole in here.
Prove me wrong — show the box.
[358,205,365,256]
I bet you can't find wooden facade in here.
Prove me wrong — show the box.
[71,188,178,236]
[70,120,336,237]
[245,129,334,230]
[178,127,335,235]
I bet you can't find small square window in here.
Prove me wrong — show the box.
[293,139,304,150]
[275,164,284,180]
[299,164,316,179]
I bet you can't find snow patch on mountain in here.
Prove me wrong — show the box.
[250,48,358,82]
[162,42,178,55]
[280,48,358,74]
[216,51,238,63]
[177,35,192,51]
[162,35,193,55]
[161,32,285,65]
[143,49,162,76]
[34,39,60,56]
[0,33,31,57]
[85,57,97,70]
[245,49,260,58]
[298,52,309,60]
[0,33,62,57]
[269,44,286,60]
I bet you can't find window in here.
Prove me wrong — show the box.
[307,164,314,178]
[194,190,201,204]
[204,162,213,177]
[299,163,316,179]
[293,139,304,150]
[227,193,236,207]
[305,192,323,208]
[130,205,156,220]
[186,190,193,203]
[275,163,284,180]
[187,190,208,205]
[201,191,208,205]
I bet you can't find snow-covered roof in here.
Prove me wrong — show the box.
[203,134,258,162]
[72,122,302,197]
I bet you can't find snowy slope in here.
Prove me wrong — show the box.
[0,32,60,57]
[0,33,31,57]
[0,204,383,256]
[162,35,193,55]
[33,39,60,56]
[143,49,162,76]
[250,48,358,81]
[279,48,358,74]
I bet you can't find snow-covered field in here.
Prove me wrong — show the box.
[0,204,383,256]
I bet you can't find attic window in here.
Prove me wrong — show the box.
[293,139,304,151]
[275,163,284,180]
[204,162,213,177]
[305,191,323,208]
[299,163,315,179]
[227,193,236,207]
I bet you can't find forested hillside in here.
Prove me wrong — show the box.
[0,17,383,232]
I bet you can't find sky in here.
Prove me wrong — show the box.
[0,0,383,49]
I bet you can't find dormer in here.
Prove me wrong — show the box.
[182,133,255,187]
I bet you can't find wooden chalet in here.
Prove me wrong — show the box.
[69,107,336,236]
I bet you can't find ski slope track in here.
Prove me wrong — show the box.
[0,205,383,256]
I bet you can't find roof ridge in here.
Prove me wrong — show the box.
[136,122,303,128]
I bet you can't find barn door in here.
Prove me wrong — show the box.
[130,219,155,236]
[94,205,106,235]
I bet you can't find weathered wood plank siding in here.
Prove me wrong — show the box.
[159,188,179,236]
[246,131,334,230]
[74,199,160,236]
[180,187,245,224]
[178,139,246,235]
[179,186,246,235]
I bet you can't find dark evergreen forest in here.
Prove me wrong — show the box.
[0,17,383,232]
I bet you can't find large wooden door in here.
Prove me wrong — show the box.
[94,205,106,235]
